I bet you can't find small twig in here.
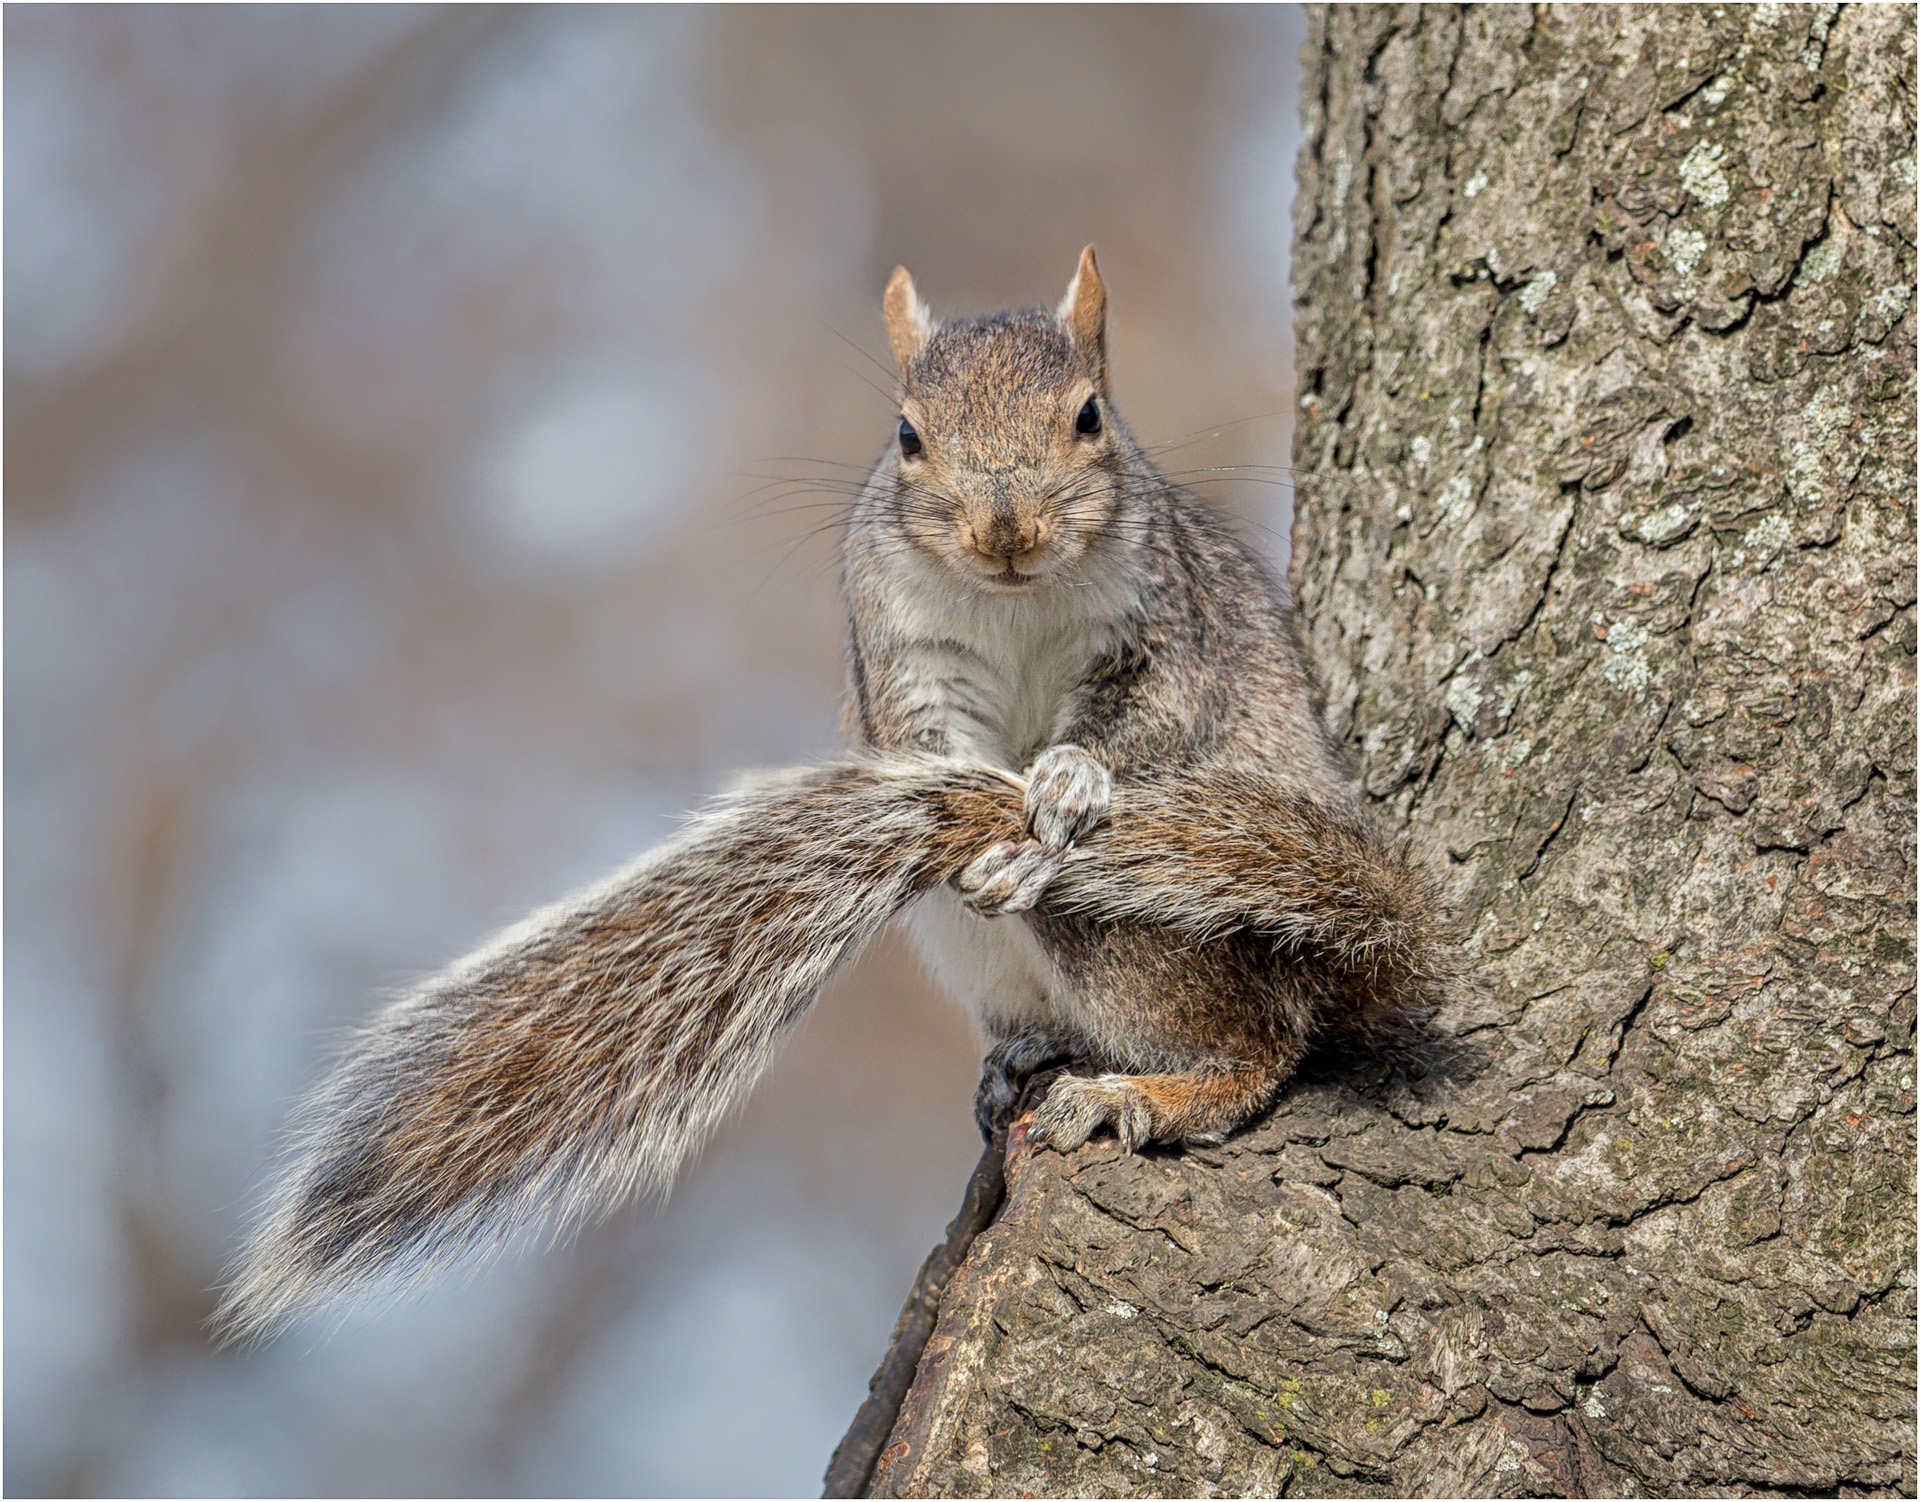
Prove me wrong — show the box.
[822,1125,1009,1498]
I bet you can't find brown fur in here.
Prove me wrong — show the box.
[843,251,1442,1155]
[214,253,1451,1342]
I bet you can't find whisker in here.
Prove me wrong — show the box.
[1138,407,1290,459]
[814,317,904,399]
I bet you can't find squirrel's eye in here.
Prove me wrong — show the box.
[898,419,923,458]
[1075,398,1102,436]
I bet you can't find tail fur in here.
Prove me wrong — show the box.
[214,758,1445,1342]
[1050,773,1454,1042]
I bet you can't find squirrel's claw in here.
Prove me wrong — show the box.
[956,839,1063,915]
[1029,1073,1157,1154]
[1023,744,1112,852]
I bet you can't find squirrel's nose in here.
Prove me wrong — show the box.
[977,503,1044,562]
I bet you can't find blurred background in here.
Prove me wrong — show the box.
[6,5,1305,1495]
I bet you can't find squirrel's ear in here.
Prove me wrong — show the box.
[1058,245,1108,388]
[883,266,933,374]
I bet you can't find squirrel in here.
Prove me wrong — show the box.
[213,247,1448,1344]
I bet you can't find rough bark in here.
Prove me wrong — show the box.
[826,1132,1010,1498]
[849,6,1915,1496]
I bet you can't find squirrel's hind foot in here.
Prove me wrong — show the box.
[1029,1073,1156,1152]
[1028,1061,1293,1154]
[974,1028,1076,1140]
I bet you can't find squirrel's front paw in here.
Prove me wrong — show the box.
[1023,744,1111,852]
[956,839,1064,915]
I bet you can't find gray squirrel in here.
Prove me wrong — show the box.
[214,248,1448,1343]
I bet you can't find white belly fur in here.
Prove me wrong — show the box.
[908,888,1066,1043]
[881,547,1149,1047]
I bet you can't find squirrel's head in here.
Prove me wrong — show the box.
[880,247,1127,594]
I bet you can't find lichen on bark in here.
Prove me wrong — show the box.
[856,6,1915,1496]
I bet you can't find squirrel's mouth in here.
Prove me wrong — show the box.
[974,563,1045,592]
[953,542,1052,591]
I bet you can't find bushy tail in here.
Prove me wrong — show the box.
[214,759,1445,1342]
[213,759,1020,1342]
[1050,772,1454,1041]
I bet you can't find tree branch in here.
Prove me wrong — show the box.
[823,1125,1009,1498]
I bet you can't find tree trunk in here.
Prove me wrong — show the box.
[846,6,1915,1495]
